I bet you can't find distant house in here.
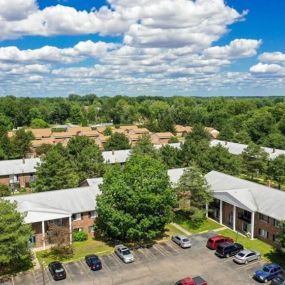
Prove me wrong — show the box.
[151,132,174,144]
[175,125,192,137]
[206,127,220,139]
[0,158,40,190]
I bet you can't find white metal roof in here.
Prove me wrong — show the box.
[5,186,100,223]
[205,170,285,221]
[211,140,285,159]
[0,158,40,176]
[102,150,131,164]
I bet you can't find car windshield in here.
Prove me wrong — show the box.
[263,266,270,272]
[90,257,99,262]
[122,249,131,255]
[182,238,189,242]
[237,253,245,257]
[55,268,64,273]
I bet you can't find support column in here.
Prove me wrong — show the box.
[205,203,209,218]
[251,211,255,240]
[69,216,72,245]
[219,200,223,224]
[233,205,236,232]
[41,221,46,250]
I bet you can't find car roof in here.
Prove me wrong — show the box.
[218,242,233,247]
[175,235,188,239]
[116,244,129,250]
[50,261,63,268]
[179,277,194,285]
[210,235,226,240]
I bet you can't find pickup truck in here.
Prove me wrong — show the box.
[175,276,207,285]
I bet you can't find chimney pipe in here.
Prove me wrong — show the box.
[22,157,25,164]
[112,149,115,155]
[272,148,276,153]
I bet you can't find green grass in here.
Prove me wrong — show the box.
[158,224,187,241]
[36,238,114,265]
[174,216,222,234]
[219,229,285,269]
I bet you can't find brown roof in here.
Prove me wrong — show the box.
[51,132,73,139]
[79,130,99,137]
[129,128,150,135]
[175,125,192,133]
[153,132,174,139]
[96,126,106,134]
[66,127,93,135]
[205,127,220,139]
[30,128,52,139]
[32,138,55,147]
[119,125,139,131]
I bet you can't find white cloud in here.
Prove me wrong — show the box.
[259,52,285,65]
[205,39,262,59]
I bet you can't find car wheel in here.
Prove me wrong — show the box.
[245,260,248,264]
[226,253,230,258]
[264,279,267,283]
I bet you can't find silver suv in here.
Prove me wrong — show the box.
[171,235,192,248]
[114,245,134,263]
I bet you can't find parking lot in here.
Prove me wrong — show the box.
[4,233,265,285]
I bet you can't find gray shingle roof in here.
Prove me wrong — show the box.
[0,158,40,176]
[5,186,100,223]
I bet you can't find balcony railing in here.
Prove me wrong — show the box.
[238,213,251,223]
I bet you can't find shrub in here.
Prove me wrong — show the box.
[73,231,88,242]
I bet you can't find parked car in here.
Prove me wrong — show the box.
[271,275,285,285]
[233,249,261,264]
[48,262,66,281]
[172,235,192,248]
[85,254,102,271]
[115,245,134,263]
[215,242,243,258]
[175,276,207,285]
[206,235,234,250]
[254,263,283,283]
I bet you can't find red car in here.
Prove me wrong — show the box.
[206,235,234,250]
[175,276,207,285]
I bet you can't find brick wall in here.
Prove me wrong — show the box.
[254,213,281,246]
[0,173,35,188]
[0,176,9,186]
[72,212,96,238]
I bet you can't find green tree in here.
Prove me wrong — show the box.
[33,144,79,192]
[0,126,11,160]
[0,199,32,274]
[276,220,285,253]
[176,166,213,210]
[103,126,112,136]
[70,103,83,124]
[159,145,181,168]
[30,118,49,128]
[262,132,285,149]
[233,129,252,144]
[131,134,159,158]
[67,136,104,181]
[267,155,285,189]
[241,143,269,179]
[207,144,241,175]
[104,133,130,151]
[0,184,11,197]
[95,155,176,242]
[11,128,34,158]
[0,113,13,130]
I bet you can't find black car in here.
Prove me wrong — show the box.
[271,275,285,285]
[215,242,243,258]
[85,254,102,271]
[48,262,66,281]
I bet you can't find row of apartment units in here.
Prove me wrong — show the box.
[4,169,285,249]
[1,138,284,190]
[8,124,219,155]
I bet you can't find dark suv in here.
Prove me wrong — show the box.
[215,242,243,258]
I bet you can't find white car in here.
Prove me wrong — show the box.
[114,245,134,263]
[233,249,261,264]
[171,235,192,248]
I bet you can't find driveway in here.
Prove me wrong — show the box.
[6,233,265,285]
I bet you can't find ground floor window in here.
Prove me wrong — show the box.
[242,222,250,233]
[259,228,269,238]
[28,235,36,247]
[88,225,95,233]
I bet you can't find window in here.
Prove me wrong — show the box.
[72,213,82,221]
[273,234,276,242]
[88,226,95,233]
[259,214,269,223]
[89,211,96,219]
[258,228,269,238]
[29,174,35,182]
[9,174,19,183]
[49,219,63,226]
[274,219,281,228]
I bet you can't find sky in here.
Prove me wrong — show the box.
[0,0,285,97]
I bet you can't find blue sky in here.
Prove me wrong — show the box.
[0,0,285,97]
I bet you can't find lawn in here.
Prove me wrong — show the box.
[218,229,285,269]
[36,238,114,265]
[173,215,222,234]
[158,224,188,241]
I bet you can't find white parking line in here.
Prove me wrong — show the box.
[153,244,170,256]
[235,260,260,270]
[63,264,74,284]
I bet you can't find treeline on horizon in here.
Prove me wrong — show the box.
[1,94,285,149]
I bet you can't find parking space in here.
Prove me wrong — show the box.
[12,234,266,285]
